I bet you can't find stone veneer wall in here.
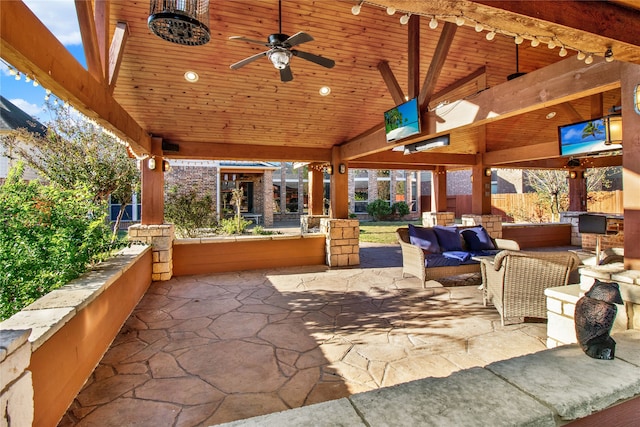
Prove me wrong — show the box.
[301,214,329,233]
[421,211,455,227]
[320,218,359,267]
[461,214,503,239]
[128,224,174,281]
[546,264,640,348]
[0,329,33,426]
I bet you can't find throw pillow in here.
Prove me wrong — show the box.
[408,224,441,253]
[433,225,463,251]
[461,226,496,251]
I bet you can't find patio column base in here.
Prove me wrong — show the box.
[461,214,502,238]
[320,218,359,267]
[128,224,175,281]
[422,212,455,227]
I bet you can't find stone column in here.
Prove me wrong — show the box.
[461,214,502,238]
[321,218,359,267]
[128,224,174,281]
[0,329,34,426]
[422,211,455,227]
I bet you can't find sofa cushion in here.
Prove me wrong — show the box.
[442,251,471,262]
[424,254,464,268]
[408,224,441,253]
[461,226,496,251]
[433,225,463,251]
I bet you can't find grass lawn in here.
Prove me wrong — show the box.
[359,220,421,244]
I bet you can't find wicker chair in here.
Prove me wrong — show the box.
[481,250,582,326]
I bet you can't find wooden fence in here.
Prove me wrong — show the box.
[421,191,623,221]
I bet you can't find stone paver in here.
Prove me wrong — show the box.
[59,243,547,426]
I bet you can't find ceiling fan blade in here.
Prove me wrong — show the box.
[284,31,314,48]
[230,51,268,70]
[229,36,269,46]
[292,50,335,69]
[280,66,293,82]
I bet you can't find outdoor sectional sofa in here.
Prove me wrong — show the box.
[396,224,520,288]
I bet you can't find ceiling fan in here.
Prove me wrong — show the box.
[229,0,335,82]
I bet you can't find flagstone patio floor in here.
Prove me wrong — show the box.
[58,242,548,426]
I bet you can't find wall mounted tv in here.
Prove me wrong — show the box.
[384,97,421,142]
[558,117,622,157]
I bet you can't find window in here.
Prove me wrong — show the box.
[354,174,369,213]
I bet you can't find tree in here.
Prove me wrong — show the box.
[0,102,140,238]
[524,167,615,222]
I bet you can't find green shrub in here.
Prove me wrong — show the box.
[164,187,218,237]
[218,217,252,235]
[0,163,115,320]
[366,199,392,221]
[391,201,410,218]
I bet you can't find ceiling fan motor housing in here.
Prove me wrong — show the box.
[268,33,289,46]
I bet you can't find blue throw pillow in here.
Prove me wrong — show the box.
[408,224,440,253]
[461,226,496,251]
[433,225,463,251]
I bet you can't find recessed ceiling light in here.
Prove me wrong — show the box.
[319,86,331,96]
[184,71,199,82]
[546,111,556,119]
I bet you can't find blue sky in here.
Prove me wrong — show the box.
[1,0,85,122]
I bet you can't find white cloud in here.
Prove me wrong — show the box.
[10,98,45,119]
[24,0,82,45]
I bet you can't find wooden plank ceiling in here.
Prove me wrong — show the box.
[9,0,640,169]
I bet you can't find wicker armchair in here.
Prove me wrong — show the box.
[481,250,582,326]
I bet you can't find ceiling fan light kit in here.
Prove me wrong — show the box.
[228,0,335,82]
[148,0,210,46]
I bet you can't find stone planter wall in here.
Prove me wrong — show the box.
[128,223,174,281]
[461,214,503,238]
[0,245,151,427]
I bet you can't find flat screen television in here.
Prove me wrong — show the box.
[384,97,421,142]
[558,117,622,157]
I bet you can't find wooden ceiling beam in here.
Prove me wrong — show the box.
[94,0,110,81]
[472,0,640,47]
[108,22,129,92]
[0,1,151,155]
[498,155,622,169]
[75,0,104,83]
[165,142,331,163]
[433,57,622,133]
[349,162,436,171]
[484,141,559,165]
[378,61,405,105]
[355,151,477,166]
[407,15,420,99]
[418,22,458,109]
[343,57,621,161]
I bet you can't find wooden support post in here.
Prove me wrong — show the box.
[308,165,325,216]
[568,169,587,211]
[330,147,349,219]
[141,137,164,225]
[431,166,447,212]
[621,63,640,269]
[471,163,492,215]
